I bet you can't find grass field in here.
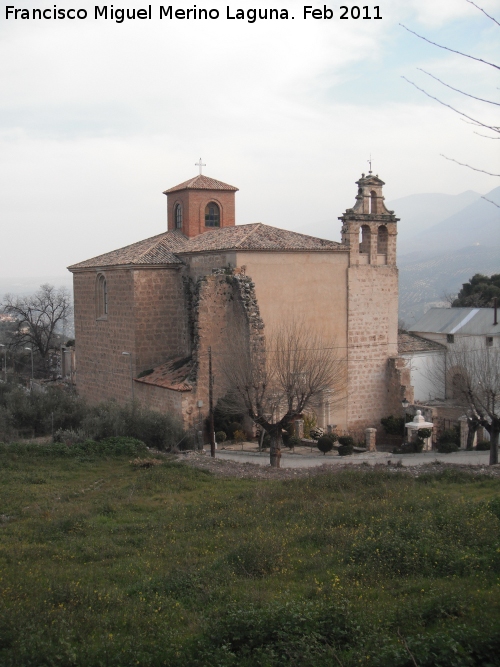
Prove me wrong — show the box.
[0,443,500,666]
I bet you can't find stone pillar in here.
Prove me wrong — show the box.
[459,416,468,450]
[294,420,304,439]
[365,428,377,452]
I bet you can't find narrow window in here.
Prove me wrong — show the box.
[205,202,220,227]
[447,334,454,344]
[486,336,493,347]
[96,274,108,318]
[175,203,183,229]
[377,225,388,254]
[359,225,370,253]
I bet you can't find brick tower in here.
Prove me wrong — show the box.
[164,174,238,238]
[339,172,400,434]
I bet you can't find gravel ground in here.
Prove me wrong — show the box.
[176,451,500,480]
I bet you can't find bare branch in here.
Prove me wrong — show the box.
[481,195,500,208]
[417,68,500,106]
[1,284,72,369]
[473,131,500,139]
[399,24,500,70]
[402,77,500,133]
[439,154,500,176]
[465,0,500,27]
[220,319,347,467]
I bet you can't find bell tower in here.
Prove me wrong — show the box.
[339,171,400,435]
[340,172,398,265]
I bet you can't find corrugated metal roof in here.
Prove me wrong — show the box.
[409,307,500,336]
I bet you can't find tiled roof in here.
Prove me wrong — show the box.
[134,357,193,392]
[398,332,446,354]
[179,223,343,253]
[164,174,239,193]
[68,231,188,270]
[68,223,344,270]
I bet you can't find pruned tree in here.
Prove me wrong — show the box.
[2,284,73,374]
[401,0,499,203]
[445,343,500,465]
[220,321,346,467]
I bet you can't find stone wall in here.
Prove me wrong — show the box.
[73,267,188,405]
[346,264,399,435]
[73,269,136,404]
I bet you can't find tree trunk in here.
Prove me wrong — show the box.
[269,426,283,468]
[489,422,499,466]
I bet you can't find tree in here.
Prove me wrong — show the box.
[452,273,500,307]
[445,343,500,465]
[401,0,499,203]
[2,284,72,375]
[220,321,346,467]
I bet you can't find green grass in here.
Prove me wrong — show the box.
[0,448,500,666]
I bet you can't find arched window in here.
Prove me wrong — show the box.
[174,203,183,229]
[370,190,377,214]
[359,225,371,253]
[377,225,388,254]
[205,202,220,227]
[96,274,108,318]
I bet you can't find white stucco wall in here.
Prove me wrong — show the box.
[401,351,445,402]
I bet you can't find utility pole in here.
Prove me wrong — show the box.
[208,346,215,458]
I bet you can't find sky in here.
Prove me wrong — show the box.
[0,0,499,279]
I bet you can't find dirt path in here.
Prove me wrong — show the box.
[176,450,500,480]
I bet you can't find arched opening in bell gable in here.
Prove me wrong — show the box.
[377,225,388,254]
[369,190,377,214]
[359,225,371,253]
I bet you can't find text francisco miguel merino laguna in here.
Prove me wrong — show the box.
[5,4,383,22]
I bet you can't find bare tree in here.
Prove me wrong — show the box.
[2,284,73,372]
[445,343,500,465]
[401,1,500,203]
[220,321,346,467]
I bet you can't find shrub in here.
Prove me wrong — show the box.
[338,443,353,456]
[438,427,460,447]
[282,422,295,446]
[476,440,491,451]
[338,436,354,447]
[288,435,301,450]
[381,415,405,435]
[53,428,87,445]
[262,433,271,449]
[317,435,334,455]
[215,430,227,443]
[228,422,243,439]
[233,429,245,444]
[437,440,459,453]
[303,412,317,439]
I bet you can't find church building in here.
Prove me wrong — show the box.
[68,168,406,438]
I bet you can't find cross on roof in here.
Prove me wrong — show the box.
[368,154,372,174]
[195,158,206,175]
